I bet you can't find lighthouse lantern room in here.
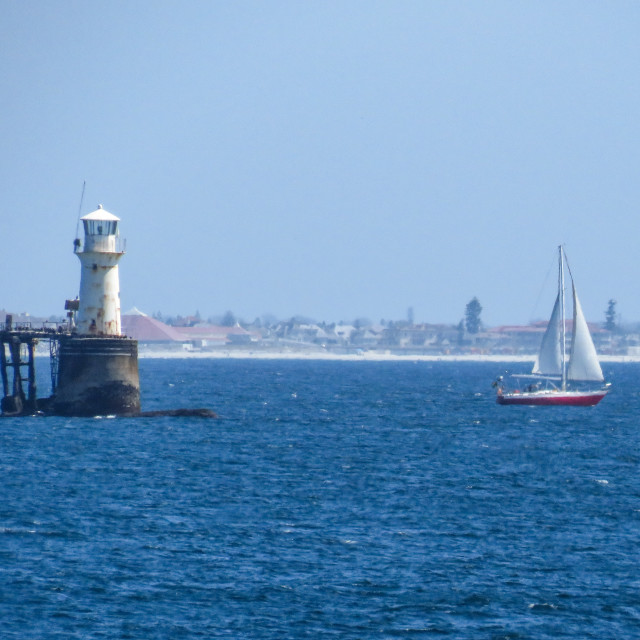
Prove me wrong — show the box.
[74,205,124,336]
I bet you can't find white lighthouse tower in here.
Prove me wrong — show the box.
[52,204,140,416]
[74,205,123,336]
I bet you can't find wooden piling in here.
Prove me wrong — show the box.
[9,338,23,401]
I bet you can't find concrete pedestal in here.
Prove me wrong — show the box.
[53,337,140,416]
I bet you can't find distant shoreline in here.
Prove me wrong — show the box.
[136,350,639,363]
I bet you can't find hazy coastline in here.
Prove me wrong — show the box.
[136,349,638,363]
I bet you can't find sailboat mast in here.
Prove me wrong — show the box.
[559,245,567,390]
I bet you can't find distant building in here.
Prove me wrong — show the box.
[122,307,186,343]
[121,308,260,349]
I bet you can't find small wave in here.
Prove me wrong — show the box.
[595,479,609,485]
[528,602,558,611]
[0,528,36,535]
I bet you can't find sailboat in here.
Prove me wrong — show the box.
[495,246,610,406]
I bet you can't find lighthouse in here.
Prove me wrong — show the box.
[52,205,141,416]
[75,205,123,335]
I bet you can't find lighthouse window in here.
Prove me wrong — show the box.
[83,220,118,235]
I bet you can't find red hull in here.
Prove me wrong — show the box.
[497,389,608,406]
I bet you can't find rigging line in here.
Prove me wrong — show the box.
[74,180,86,240]
[528,247,558,323]
[562,245,575,286]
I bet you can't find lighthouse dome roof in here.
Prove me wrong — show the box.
[81,204,120,222]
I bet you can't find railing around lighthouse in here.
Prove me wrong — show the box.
[73,236,126,254]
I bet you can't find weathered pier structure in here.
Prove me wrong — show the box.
[1,205,141,417]
[0,317,64,416]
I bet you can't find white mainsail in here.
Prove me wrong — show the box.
[532,247,604,384]
[567,283,605,382]
[532,293,563,377]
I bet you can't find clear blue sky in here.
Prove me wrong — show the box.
[2,1,639,326]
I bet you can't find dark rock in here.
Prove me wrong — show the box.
[136,408,217,418]
[1,395,23,416]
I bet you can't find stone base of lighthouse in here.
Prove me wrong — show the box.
[53,337,141,416]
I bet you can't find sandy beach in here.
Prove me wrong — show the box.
[137,348,639,363]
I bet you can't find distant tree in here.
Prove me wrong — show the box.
[353,317,371,330]
[407,307,414,325]
[261,313,278,328]
[456,319,465,345]
[383,321,400,346]
[605,299,617,331]
[221,310,236,327]
[465,297,483,334]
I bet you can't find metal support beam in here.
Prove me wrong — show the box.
[26,340,37,413]
[0,342,8,398]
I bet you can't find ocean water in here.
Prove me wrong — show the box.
[1,359,638,639]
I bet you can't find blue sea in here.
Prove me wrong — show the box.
[1,359,638,639]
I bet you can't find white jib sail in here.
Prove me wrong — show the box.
[532,293,563,377]
[567,284,604,382]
